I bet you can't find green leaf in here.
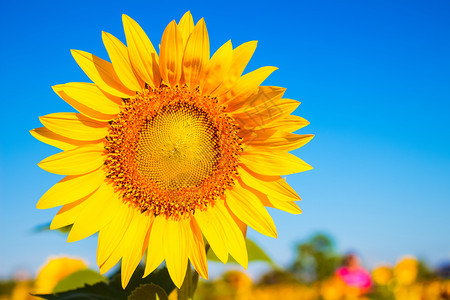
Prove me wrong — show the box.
[53,269,107,293]
[33,281,125,300]
[109,266,176,296]
[34,222,72,234]
[207,238,276,267]
[128,283,168,300]
[33,266,176,300]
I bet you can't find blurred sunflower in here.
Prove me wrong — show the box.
[34,256,87,294]
[31,12,313,288]
[372,265,392,286]
[394,256,418,285]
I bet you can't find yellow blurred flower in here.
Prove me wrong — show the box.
[223,270,252,292]
[9,282,37,300]
[320,277,346,300]
[253,284,317,300]
[394,283,423,300]
[372,265,392,286]
[33,256,87,294]
[393,256,418,285]
[423,280,442,300]
[443,280,450,297]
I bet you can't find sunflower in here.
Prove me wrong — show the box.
[34,256,87,294]
[31,12,313,289]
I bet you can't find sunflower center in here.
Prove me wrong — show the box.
[136,103,219,190]
[104,85,242,219]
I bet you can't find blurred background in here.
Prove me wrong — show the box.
[0,0,449,299]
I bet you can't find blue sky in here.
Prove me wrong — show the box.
[1,0,449,278]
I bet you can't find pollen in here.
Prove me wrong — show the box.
[104,85,242,219]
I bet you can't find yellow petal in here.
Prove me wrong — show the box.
[99,239,123,275]
[194,206,229,264]
[213,41,257,96]
[71,50,134,98]
[53,82,121,114]
[50,197,90,229]
[240,121,310,146]
[248,133,314,152]
[121,212,152,288]
[239,128,276,145]
[102,31,143,91]
[97,204,134,266]
[240,151,313,176]
[276,177,301,198]
[143,216,165,277]
[181,18,209,88]
[213,201,248,268]
[242,183,302,215]
[199,40,233,95]
[159,20,183,86]
[67,184,121,242]
[236,99,300,130]
[37,168,105,209]
[232,86,286,115]
[30,127,93,151]
[52,84,119,122]
[225,202,247,238]
[239,165,305,204]
[262,115,310,132]
[38,144,104,175]
[238,167,300,202]
[164,219,189,288]
[239,164,279,182]
[226,182,277,238]
[40,113,109,141]
[122,14,161,87]
[269,199,302,214]
[178,11,194,47]
[222,66,278,110]
[98,210,150,283]
[187,219,208,279]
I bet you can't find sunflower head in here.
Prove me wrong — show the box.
[32,11,313,289]
[372,265,393,286]
[394,256,419,285]
[34,256,87,294]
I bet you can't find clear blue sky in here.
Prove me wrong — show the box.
[1,0,449,278]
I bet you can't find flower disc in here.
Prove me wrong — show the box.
[104,86,241,219]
